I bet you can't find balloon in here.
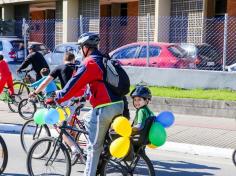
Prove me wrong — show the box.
[112,116,132,137]
[149,122,167,147]
[147,144,158,149]
[33,109,48,125]
[156,111,175,128]
[110,137,130,158]
[57,108,66,121]
[44,108,59,125]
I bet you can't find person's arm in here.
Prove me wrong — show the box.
[34,76,54,94]
[56,60,101,104]
[29,76,54,98]
[17,54,32,71]
[132,109,146,132]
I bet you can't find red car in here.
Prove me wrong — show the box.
[109,42,200,69]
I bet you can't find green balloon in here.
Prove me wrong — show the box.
[149,122,167,147]
[33,109,48,125]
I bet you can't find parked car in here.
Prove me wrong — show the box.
[180,43,222,71]
[28,41,50,56]
[109,42,199,69]
[0,36,25,63]
[44,42,82,66]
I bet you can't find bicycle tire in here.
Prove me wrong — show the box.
[27,137,71,176]
[233,150,236,167]
[0,135,8,174]
[13,81,30,99]
[18,99,37,120]
[99,152,155,176]
[7,94,22,113]
[20,119,51,154]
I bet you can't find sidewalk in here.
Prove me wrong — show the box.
[0,101,235,159]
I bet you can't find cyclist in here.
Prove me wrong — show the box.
[28,68,57,97]
[29,52,77,96]
[55,32,124,176]
[0,53,14,96]
[130,86,154,134]
[17,45,49,81]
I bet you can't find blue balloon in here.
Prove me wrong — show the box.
[44,108,59,125]
[155,111,175,128]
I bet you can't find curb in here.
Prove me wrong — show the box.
[157,141,234,159]
[0,123,234,159]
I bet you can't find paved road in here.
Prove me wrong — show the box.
[1,101,236,149]
[1,133,236,176]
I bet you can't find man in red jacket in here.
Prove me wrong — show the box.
[0,54,14,96]
[56,33,124,176]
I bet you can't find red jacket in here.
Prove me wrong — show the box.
[57,50,122,108]
[0,60,11,79]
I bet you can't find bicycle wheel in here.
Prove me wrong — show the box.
[0,136,8,174]
[7,94,22,113]
[233,150,236,167]
[13,81,30,99]
[18,99,37,120]
[100,152,155,176]
[130,152,155,176]
[27,137,71,176]
[20,119,51,154]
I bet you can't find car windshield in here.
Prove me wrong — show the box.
[10,40,24,50]
[168,45,186,58]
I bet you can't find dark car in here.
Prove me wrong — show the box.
[180,43,222,71]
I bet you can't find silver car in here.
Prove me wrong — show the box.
[44,42,82,66]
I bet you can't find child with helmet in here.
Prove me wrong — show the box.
[130,85,154,134]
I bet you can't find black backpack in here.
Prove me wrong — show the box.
[102,54,130,97]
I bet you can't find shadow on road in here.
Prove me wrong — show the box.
[2,173,27,176]
[153,160,220,176]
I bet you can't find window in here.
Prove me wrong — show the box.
[112,46,138,59]
[0,41,3,51]
[138,46,161,58]
[168,45,185,58]
[215,0,227,16]
[120,3,128,26]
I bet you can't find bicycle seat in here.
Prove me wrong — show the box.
[132,116,155,147]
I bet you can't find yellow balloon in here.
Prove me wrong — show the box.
[147,144,158,149]
[110,137,130,158]
[65,107,71,116]
[57,108,66,121]
[112,116,132,137]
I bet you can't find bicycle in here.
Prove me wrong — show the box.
[26,103,155,176]
[0,135,8,174]
[14,69,35,99]
[18,92,48,120]
[20,97,88,155]
[0,86,22,112]
[233,149,236,167]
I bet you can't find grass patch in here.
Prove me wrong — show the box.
[130,86,236,101]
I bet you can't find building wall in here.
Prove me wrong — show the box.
[138,0,155,42]
[100,1,138,53]
[55,0,63,45]
[79,0,100,35]
[170,0,204,44]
